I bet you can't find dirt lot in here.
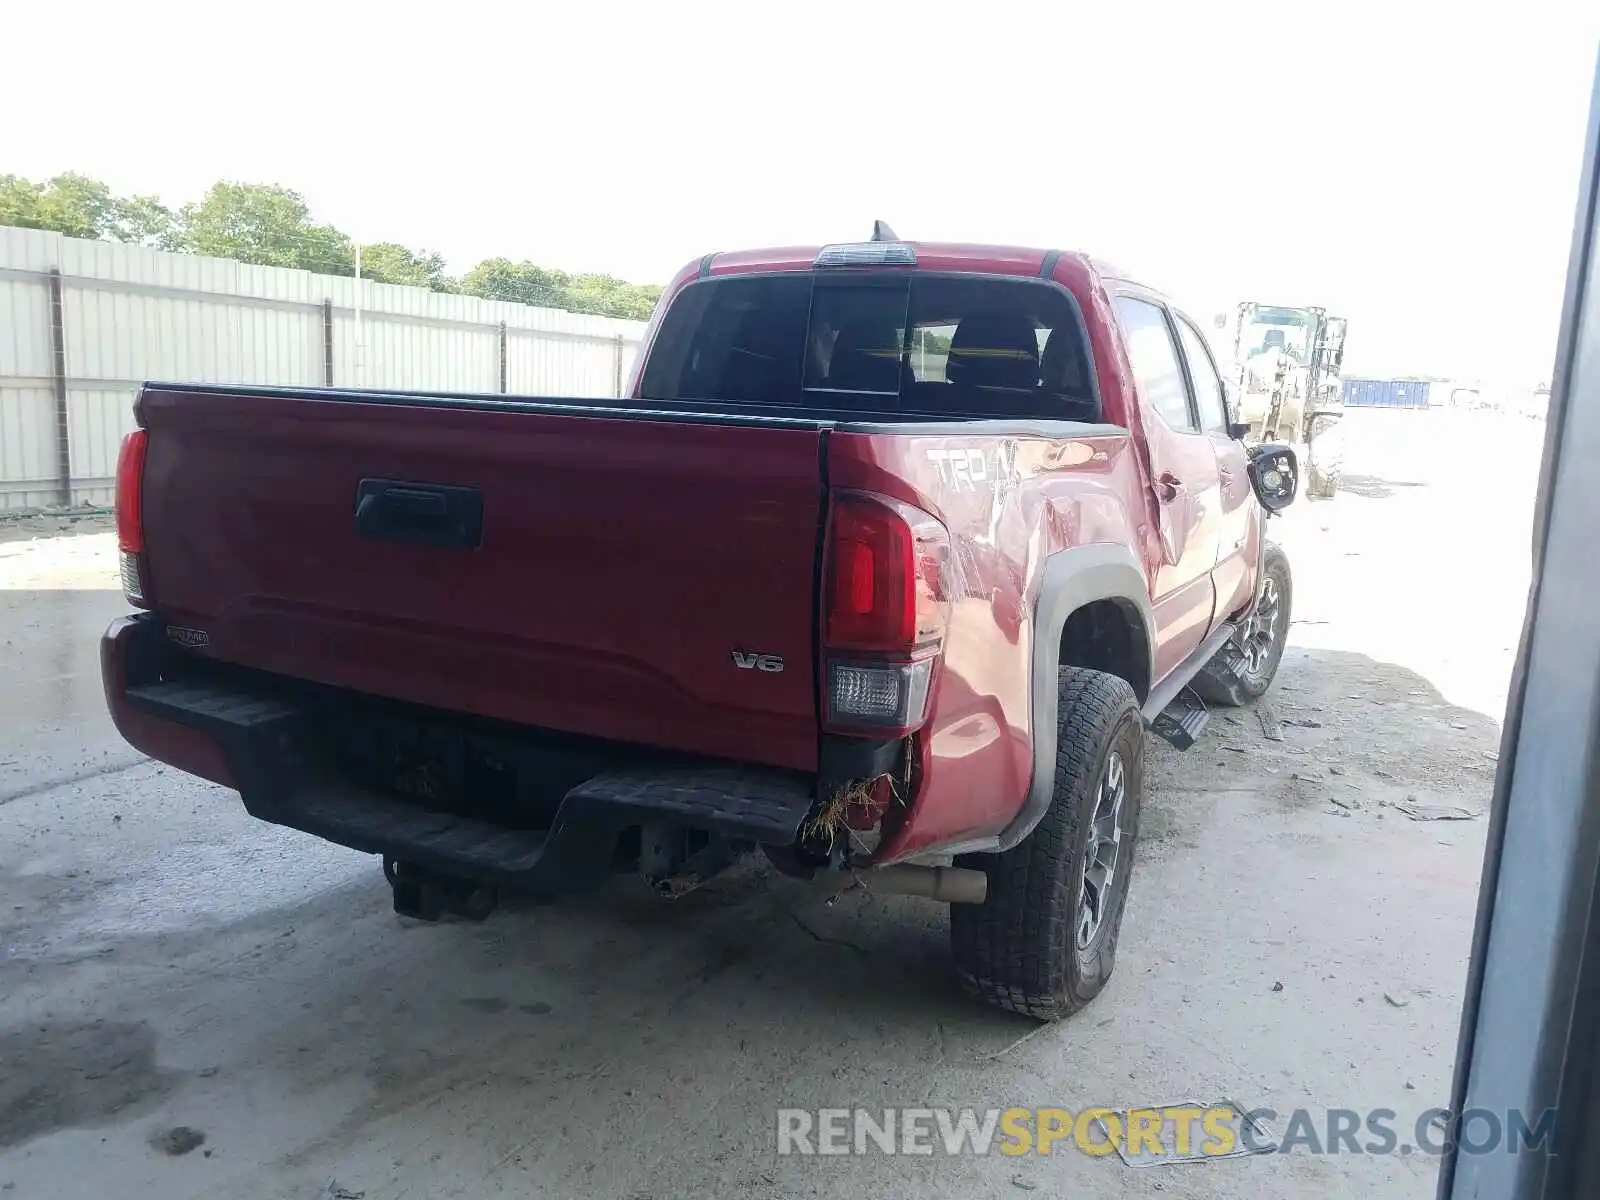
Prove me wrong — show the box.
[0,407,1540,1198]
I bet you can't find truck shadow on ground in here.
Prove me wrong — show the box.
[186,648,1496,1179]
[1141,644,1500,848]
[244,655,1490,1026]
[1333,473,1430,501]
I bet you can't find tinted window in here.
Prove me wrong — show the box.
[1174,317,1229,432]
[1113,297,1195,432]
[640,273,1099,422]
[804,282,907,395]
[638,274,811,407]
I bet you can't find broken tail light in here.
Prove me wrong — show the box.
[821,492,951,736]
[115,429,150,606]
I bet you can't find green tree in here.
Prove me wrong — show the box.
[632,283,665,319]
[0,172,122,239]
[459,259,662,319]
[37,172,121,239]
[0,173,179,248]
[0,174,45,229]
[562,273,663,320]
[359,242,451,291]
[459,258,570,307]
[180,182,354,275]
[0,171,667,315]
[113,194,181,249]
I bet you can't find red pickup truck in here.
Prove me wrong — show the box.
[101,231,1299,1020]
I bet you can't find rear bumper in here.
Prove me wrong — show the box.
[101,615,235,787]
[100,614,816,890]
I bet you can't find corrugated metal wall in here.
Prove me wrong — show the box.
[1341,378,1434,409]
[0,228,64,510]
[0,228,648,510]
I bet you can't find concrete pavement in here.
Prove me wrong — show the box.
[0,409,1533,1198]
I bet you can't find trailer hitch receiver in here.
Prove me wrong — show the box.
[385,857,499,921]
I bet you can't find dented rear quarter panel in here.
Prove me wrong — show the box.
[829,427,1151,861]
[839,255,1170,861]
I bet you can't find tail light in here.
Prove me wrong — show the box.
[115,429,150,605]
[821,492,952,736]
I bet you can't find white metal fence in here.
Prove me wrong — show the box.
[0,228,649,511]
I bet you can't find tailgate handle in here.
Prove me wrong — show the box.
[355,479,483,550]
[375,486,447,517]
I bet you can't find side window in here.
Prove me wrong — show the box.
[1174,317,1229,433]
[1113,297,1196,432]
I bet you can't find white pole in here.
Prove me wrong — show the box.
[353,242,363,386]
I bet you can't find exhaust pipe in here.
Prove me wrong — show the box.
[865,863,988,904]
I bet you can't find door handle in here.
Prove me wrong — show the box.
[1157,471,1185,503]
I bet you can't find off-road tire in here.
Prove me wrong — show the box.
[1191,542,1293,705]
[951,667,1143,1021]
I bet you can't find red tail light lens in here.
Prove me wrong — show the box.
[115,430,150,605]
[824,493,949,653]
[115,430,148,554]
[822,492,952,735]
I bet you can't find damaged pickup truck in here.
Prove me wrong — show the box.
[101,230,1299,1020]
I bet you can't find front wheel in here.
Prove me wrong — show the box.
[1192,542,1293,705]
[951,667,1143,1021]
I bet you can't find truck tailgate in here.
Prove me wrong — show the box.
[137,388,826,771]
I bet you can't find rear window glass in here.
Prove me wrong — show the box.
[639,273,1099,421]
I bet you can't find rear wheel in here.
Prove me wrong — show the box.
[1192,542,1293,705]
[951,667,1143,1021]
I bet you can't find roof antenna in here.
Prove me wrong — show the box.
[871,220,899,242]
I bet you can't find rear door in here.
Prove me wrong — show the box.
[1112,296,1223,679]
[1173,313,1257,620]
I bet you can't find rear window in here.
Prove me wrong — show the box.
[639,273,1099,421]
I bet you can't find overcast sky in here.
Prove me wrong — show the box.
[5,2,1597,383]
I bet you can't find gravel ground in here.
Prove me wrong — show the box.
[0,407,1537,1198]
[0,508,115,548]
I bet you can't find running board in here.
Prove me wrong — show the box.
[1142,619,1237,720]
[1151,689,1209,750]
[1139,619,1238,751]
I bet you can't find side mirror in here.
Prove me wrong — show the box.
[1247,443,1298,512]
[1228,421,1252,440]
